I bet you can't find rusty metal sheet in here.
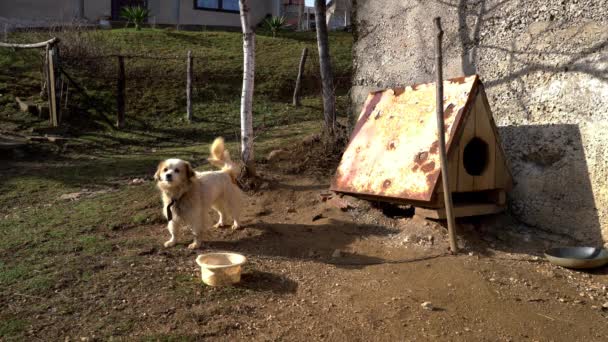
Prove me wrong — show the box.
[331,75,479,202]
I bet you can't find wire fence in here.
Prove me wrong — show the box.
[1,27,352,130]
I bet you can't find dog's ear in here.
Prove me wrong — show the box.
[185,161,195,179]
[154,161,164,181]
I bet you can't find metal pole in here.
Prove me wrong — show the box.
[434,17,458,253]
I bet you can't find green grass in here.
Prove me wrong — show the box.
[1,28,352,158]
[0,318,27,340]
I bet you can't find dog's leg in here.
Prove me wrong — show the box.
[227,197,242,230]
[212,204,228,228]
[164,221,178,248]
[188,215,207,249]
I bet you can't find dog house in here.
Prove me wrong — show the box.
[331,75,512,219]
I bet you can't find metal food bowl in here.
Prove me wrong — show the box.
[544,247,608,269]
[196,252,247,286]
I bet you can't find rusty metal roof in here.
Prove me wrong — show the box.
[331,75,480,202]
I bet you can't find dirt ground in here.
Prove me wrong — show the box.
[3,159,607,341]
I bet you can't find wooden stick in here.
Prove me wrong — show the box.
[0,37,59,49]
[52,45,62,125]
[292,47,308,106]
[434,17,458,253]
[64,83,69,109]
[48,47,58,127]
[60,68,116,128]
[116,55,125,128]
[186,50,193,122]
[44,44,51,117]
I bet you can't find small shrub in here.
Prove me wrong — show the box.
[265,16,286,38]
[121,6,150,31]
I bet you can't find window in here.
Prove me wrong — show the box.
[194,0,239,12]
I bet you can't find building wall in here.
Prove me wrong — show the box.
[149,0,276,27]
[0,0,272,27]
[85,1,111,20]
[0,0,82,22]
[352,0,608,244]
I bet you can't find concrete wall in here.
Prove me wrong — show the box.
[352,0,608,244]
[85,1,111,20]
[149,0,276,27]
[0,0,109,22]
[0,0,70,22]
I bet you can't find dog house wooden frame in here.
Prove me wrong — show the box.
[331,75,512,219]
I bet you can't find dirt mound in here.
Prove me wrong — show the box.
[265,124,350,178]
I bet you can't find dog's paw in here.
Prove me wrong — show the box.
[164,240,176,248]
[231,223,241,230]
[188,241,201,249]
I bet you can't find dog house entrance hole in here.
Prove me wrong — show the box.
[463,137,489,176]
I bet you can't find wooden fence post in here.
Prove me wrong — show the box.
[116,55,125,128]
[47,45,60,127]
[53,45,62,125]
[186,50,193,122]
[292,47,308,107]
[44,43,51,111]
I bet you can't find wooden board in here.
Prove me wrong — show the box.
[457,106,475,192]
[437,136,460,193]
[415,203,505,219]
[473,95,496,190]
[478,85,513,190]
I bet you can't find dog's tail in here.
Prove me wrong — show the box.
[208,137,239,183]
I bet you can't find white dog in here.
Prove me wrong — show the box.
[154,137,243,249]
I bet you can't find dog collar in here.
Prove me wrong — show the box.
[166,198,177,222]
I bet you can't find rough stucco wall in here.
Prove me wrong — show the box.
[352,0,608,244]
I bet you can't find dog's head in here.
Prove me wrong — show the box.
[154,159,195,187]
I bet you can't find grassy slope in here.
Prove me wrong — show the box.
[0,28,352,339]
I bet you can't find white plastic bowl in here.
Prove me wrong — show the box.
[196,252,247,286]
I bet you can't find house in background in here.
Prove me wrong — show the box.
[0,0,281,29]
[0,0,352,31]
[150,0,279,28]
[279,0,314,30]
[279,0,351,31]
[326,0,351,30]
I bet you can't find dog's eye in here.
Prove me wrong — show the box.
[163,168,168,172]
[174,169,180,173]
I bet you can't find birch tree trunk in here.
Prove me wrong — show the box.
[239,0,255,176]
[314,0,336,136]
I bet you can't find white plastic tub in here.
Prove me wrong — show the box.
[196,252,247,286]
